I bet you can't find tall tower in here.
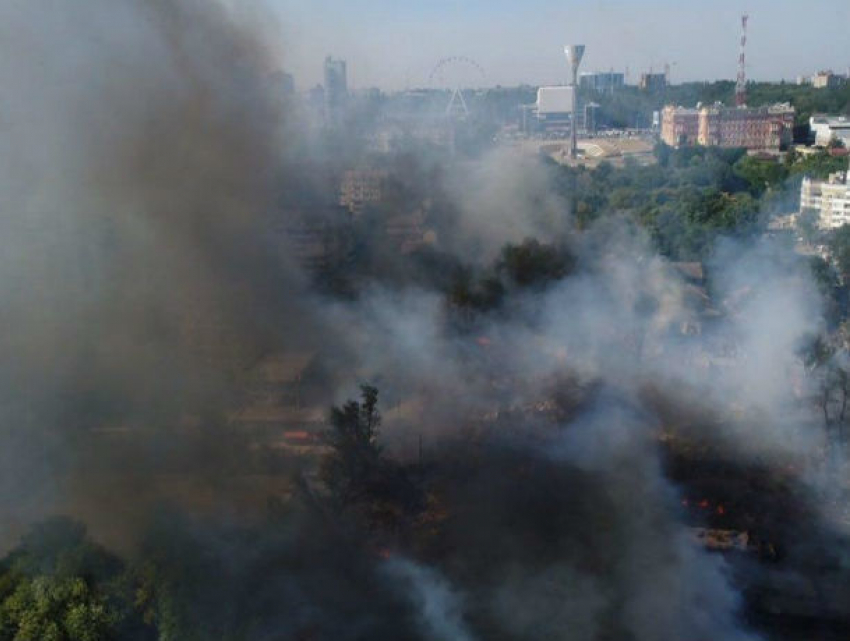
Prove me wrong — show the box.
[564,45,585,159]
[323,56,348,126]
[736,14,748,107]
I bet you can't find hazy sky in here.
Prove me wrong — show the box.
[270,0,850,90]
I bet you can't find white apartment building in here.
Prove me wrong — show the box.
[800,171,850,229]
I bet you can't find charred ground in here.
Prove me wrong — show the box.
[2,1,850,640]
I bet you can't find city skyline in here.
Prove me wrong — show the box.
[271,0,850,90]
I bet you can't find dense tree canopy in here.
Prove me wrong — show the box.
[580,80,850,130]
[0,518,150,641]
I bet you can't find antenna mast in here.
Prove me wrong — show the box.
[736,14,748,107]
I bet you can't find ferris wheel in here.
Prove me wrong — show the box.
[428,56,487,118]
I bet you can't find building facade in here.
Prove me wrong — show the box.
[660,106,700,147]
[579,71,624,94]
[584,102,600,133]
[529,85,576,132]
[697,103,794,150]
[661,103,795,151]
[323,56,347,125]
[810,115,850,147]
[639,72,667,91]
[811,71,847,89]
[800,172,850,230]
[339,169,388,215]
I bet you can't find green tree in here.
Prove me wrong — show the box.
[0,518,146,641]
[733,156,789,196]
[1,576,114,641]
[790,150,849,180]
[800,333,850,440]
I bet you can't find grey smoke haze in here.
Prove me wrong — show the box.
[0,0,325,542]
[384,557,476,641]
[447,149,570,259]
[0,0,848,639]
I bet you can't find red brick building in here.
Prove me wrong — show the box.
[661,103,794,151]
[660,106,700,147]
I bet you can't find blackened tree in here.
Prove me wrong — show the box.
[321,385,383,508]
[320,386,424,534]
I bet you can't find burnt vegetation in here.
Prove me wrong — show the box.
[3,1,850,640]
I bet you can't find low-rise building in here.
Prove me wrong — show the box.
[661,106,700,147]
[386,210,430,254]
[531,85,576,132]
[698,103,794,151]
[278,206,352,271]
[661,103,795,151]
[800,171,850,229]
[810,115,850,147]
[766,213,798,232]
[339,169,388,215]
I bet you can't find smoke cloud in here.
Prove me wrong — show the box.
[0,0,848,639]
[0,0,322,544]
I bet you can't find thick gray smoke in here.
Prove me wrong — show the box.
[445,148,571,259]
[0,0,321,545]
[383,557,476,641]
[0,0,847,639]
[326,227,826,638]
[317,163,846,636]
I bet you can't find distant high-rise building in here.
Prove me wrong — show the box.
[323,56,348,125]
[639,72,667,92]
[797,70,849,88]
[307,84,325,125]
[811,71,847,89]
[268,71,295,100]
[579,71,624,94]
[584,102,600,133]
